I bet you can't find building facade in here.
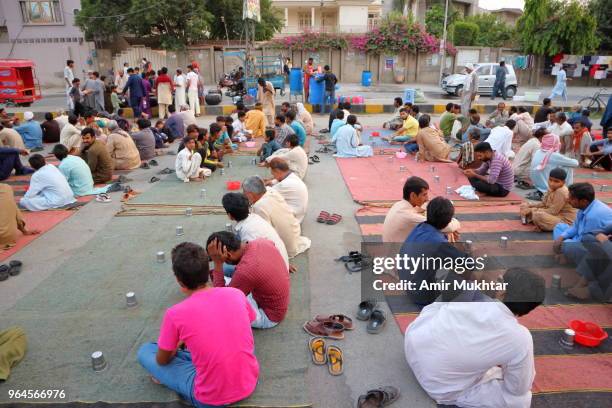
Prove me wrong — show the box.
[272,0,383,36]
[0,0,97,87]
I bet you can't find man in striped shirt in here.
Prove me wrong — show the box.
[463,142,514,197]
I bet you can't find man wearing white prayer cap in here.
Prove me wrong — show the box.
[14,111,43,151]
[461,63,478,116]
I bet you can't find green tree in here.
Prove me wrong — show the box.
[452,21,479,46]
[517,0,599,55]
[462,13,514,48]
[207,0,282,41]
[425,4,459,39]
[590,0,612,51]
[75,0,131,41]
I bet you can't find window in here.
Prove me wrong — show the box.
[367,12,380,31]
[20,1,63,24]
[475,65,491,75]
[321,12,335,29]
[298,12,312,30]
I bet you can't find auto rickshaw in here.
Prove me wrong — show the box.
[0,59,42,107]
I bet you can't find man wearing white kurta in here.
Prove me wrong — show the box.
[175,138,209,182]
[185,65,200,116]
[486,121,516,159]
[461,63,478,116]
[243,176,310,258]
[64,60,75,110]
[20,155,75,211]
[405,268,545,408]
[174,69,186,111]
[265,134,308,179]
[267,157,308,223]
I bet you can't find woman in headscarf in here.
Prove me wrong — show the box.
[105,120,141,170]
[296,103,314,135]
[528,132,578,200]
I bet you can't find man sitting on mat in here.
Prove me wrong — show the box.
[0,183,40,249]
[520,167,576,232]
[137,242,259,407]
[330,110,345,140]
[243,175,310,258]
[585,128,612,171]
[464,142,514,197]
[456,128,483,170]
[513,127,546,189]
[405,267,545,408]
[384,109,418,152]
[0,146,33,181]
[206,232,290,329]
[333,115,373,158]
[19,154,75,211]
[262,134,308,179]
[383,177,460,243]
[53,144,116,196]
[415,115,452,163]
[222,192,289,271]
[484,119,515,159]
[80,127,114,184]
[383,97,404,130]
[265,158,309,223]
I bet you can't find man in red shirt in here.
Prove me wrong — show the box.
[207,231,290,329]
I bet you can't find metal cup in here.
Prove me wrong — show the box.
[176,226,184,236]
[156,251,166,263]
[600,185,607,192]
[225,223,233,233]
[399,165,406,173]
[185,207,193,217]
[551,274,561,289]
[126,291,137,307]
[446,186,452,195]
[91,351,107,371]
[559,328,575,348]
[227,161,232,168]
[521,215,528,225]
[220,168,225,176]
[252,158,258,165]
[434,175,440,183]
[200,189,206,199]
[499,236,508,248]
[465,240,473,253]
[430,165,436,173]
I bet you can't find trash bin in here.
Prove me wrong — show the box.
[403,88,415,104]
[309,75,325,105]
[361,70,372,87]
[289,67,303,95]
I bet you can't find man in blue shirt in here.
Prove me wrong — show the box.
[121,68,145,118]
[165,104,185,141]
[14,111,43,150]
[285,110,306,147]
[587,128,612,171]
[398,197,467,307]
[554,182,612,268]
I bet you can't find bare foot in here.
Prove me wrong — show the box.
[150,376,161,385]
[566,286,590,300]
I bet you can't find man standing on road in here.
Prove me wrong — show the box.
[317,65,338,115]
[185,65,200,116]
[461,63,478,116]
[549,65,569,102]
[64,60,75,110]
[491,61,508,101]
[257,77,275,125]
[121,68,145,118]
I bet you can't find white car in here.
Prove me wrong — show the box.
[441,63,518,98]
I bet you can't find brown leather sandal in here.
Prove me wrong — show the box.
[314,314,354,330]
[303,320,345,340]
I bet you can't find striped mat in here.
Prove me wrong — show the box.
[354,203,612,407]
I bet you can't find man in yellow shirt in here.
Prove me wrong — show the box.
[384,108,419,152]
[244,103,267,138]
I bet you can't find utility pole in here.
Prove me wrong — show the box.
[438,0,449,86]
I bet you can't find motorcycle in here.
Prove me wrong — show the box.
[218,69,246,98]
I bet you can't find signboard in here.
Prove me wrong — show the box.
[243,0,261,22]
[384,58,394,70]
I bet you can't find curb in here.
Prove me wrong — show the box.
[8,102,574,121]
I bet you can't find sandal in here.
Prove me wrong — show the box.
[357,386,400,408]
[95,193,111,203]
[0,265,9,281]
[526,191,543,201]
[326,345,343,376]
[516,180,533,190]
[8,260,22,277]
[345,260,364,273]
[140,162,150,169]
[317,211,330,223]
[303,320,345,340]
[315,314,354,330]
[308,157,315,165]
[106,182,123,193]
[149,159,159,166]
[311,155,320,163]
[149,176,161,183]
[308,337,327,366]
[357,301,376,321]
[158,167,175,175]
[335,251,363,263]
[367,310,387,334]
[326,214,342,225]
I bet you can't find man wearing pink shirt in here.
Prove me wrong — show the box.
[137,242,259,407]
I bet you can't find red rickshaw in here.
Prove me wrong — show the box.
[0,59,42,107]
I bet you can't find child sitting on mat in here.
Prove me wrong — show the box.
[519,167,576,232]
[258,129,281,162]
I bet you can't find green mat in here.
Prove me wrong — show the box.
[0,194,310,406]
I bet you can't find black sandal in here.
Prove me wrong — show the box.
[367,310,387,334]
[149,159,159,166]
[149,176,160,183]
[356,300,376,321]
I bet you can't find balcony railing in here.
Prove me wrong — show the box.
[277,25,372,35]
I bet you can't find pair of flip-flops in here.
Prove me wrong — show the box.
[303,314,354,340]
[0,261,22,281]
[336,251,371,273]
[317,211,342,225]
[308,155,320,164]
[308,337,343,376]
[356,301,387,334]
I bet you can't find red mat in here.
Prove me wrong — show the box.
[336,155,523,202]
[533,354,612,393]
[0,210,75,261]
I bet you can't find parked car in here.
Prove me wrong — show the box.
[441,63,518,98]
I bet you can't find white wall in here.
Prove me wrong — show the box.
[338,6,368,31]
